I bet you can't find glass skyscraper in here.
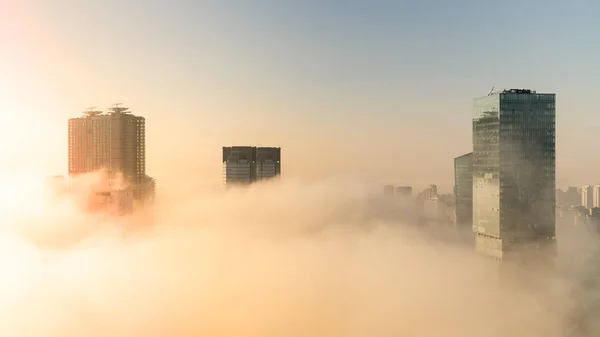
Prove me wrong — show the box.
[472,89,555,263]
[454,152,473,227]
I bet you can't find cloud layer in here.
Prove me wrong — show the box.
[0,173,587,336]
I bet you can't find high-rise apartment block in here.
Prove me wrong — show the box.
[581,185,593,209]
[592,185,600,208]
[472,89,555,263]
[68,105,154,202]
[422,184,437,200]
[454,152,473,227]
[222,146,281,187]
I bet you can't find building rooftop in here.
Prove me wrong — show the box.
[486,88,550,96]
[502,88,535,94]
[455,152,473,159]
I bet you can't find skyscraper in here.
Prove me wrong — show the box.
[256,147,282,180]
[454,152,473,227]
[68,105,154,201]
[581,185,593,209]
[222,146,281,187]
[472,89,555,263]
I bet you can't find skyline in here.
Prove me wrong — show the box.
[1,1,599,191]
[2,2,600,335]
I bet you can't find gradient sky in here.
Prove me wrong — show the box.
[0,0,598,191]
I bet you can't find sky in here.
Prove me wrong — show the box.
[0,0,599,191]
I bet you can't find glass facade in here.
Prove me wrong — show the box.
[473,90,556,261]
[454,152,473,227]
[223,146,281,187]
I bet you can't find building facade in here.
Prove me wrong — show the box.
[472,89,556,263]
[592,185,600,208]
[383,185,395,197]
[256,147,282,180]
[422,184,437,200]
[68,105,154,202]
[581,185,593,209]
[454,152,473,227]
[566,186,580,206]
[222,146,281,187]
[395,186,412,197]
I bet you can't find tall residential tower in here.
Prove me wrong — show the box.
[68,105,154,201]
[472,89,556,264]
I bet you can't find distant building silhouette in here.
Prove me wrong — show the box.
[581,185,593,209]
[383,185,395,197]
[68,105,155,203]
[222,146,281,187]
[422,184,437,200]
[592,185,600,208]
[472,89,555,264]
[395,186,412,197]
[565,186,580,206]
[454,152,473,228]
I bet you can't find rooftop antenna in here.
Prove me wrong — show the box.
[83,107,103,117]
[488,86,495,96]
[108,102,131,115]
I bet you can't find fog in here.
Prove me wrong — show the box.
[0,172,591,336]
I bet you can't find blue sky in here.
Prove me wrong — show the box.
[1,0,598,189]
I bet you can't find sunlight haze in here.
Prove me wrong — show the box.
[0,1,599,335]
[1,0,598,190]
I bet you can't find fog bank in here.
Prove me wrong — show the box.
[0,173,582,336]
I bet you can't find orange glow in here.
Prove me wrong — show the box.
[0,170,578,336]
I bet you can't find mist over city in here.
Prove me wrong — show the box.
[1,1,600,336]
[0,173,590,337]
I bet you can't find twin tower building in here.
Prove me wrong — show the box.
[222,146,281,187]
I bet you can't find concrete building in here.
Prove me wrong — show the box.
[423,196,441,221]
[68,105,155,202]
[422,184,437,200]
[143,176,156,203]
[423,196,454,226]
[256,147,282,180]
[582,185,593,209]
[565,186,580,206]
[592,185,600,208]
[395,186,412,197]
[222,146,281,187]
[383,185,395,197]
[473,89,555,263]
[454,152,473,228]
